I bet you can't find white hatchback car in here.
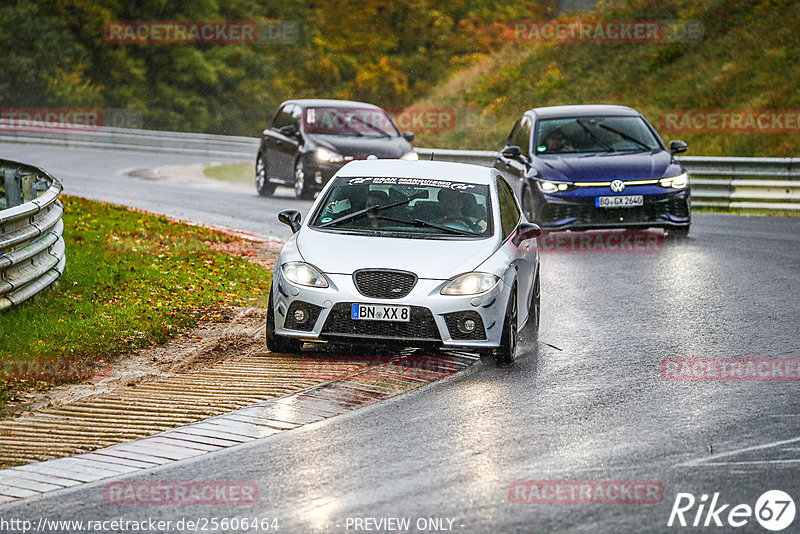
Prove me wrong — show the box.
[267,160,541,363]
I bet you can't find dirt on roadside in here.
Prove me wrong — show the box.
[1,233,280,420]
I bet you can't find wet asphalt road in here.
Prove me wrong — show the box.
[0,143,310,240]
[1,143,800,533]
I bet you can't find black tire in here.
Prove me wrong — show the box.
[255,153,276,197]
[522,186,537,222]
[495,286,518,365]
[293,159,315,200]
[527,270,540,340]
[667,225,690,240]
[265,285,302,354]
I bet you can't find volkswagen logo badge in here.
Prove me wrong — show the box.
[610,179,626,193]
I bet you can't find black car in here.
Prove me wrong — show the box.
[495,105,691,237]
[255,99,417,199]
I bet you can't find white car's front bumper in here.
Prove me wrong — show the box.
[272,269,512,350]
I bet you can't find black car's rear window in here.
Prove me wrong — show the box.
[304,107,399,138]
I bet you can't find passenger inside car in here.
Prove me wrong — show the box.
[542,129,574,153]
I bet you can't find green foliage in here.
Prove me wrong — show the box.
[416,0,800,157]
[1,0,546,135]
[0,196,272,405]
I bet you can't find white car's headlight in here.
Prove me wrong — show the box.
[315,147,344,163]
[281,262,328,288]
[659,172,688,189]
[441,272,500,295]
[400,151,419,160]
[538,180,570,193]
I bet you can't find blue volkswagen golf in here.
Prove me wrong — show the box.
[494,105,691,238]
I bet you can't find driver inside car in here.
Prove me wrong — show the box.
[437,188,486,232]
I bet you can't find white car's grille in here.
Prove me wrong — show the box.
[353,269,417,299]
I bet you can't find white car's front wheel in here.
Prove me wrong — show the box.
[266,286,302,354]
[494,286,518,365]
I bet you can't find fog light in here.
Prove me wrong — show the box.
[459,318,476,333]
[293,308,307,323]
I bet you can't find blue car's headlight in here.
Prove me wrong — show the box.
[441,272,500,295]
[659,172,689,189]
[281,262,328,287]
[537,180,572,193]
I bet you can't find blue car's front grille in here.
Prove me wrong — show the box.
[543,196,688,223]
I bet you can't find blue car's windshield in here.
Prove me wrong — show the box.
[535,116,662,154]
[310,176,493,238]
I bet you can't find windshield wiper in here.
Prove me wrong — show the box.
[575,119,614,152]
[377,215,479,236]
[345,114,392,138]
[317,192,425,228]
[597,123,651,150]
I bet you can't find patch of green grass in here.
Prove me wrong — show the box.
[203,162,255,184]
[0,196,272,407]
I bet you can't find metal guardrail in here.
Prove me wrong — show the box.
[678,156,800,211]
[0,159,65,312]
[1,124,797,212]
[0,119,258,159]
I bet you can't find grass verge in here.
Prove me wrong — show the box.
[203,162,254,184]
[0,196,272,408]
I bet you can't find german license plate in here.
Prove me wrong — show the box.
[351,303,410,322]
[596,195,644,208]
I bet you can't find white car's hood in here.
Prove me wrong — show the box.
[296,228,499,279]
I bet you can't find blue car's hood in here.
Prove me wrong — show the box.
[535,150,679,182]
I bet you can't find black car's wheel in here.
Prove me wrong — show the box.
[494,285,518,365]
[522,186,537,222]
[667,225,690,240]
[266,285,302,354]
[293,159,314,200]
[255,153,276,197]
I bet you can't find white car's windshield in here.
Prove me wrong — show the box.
[310,176,493,237]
